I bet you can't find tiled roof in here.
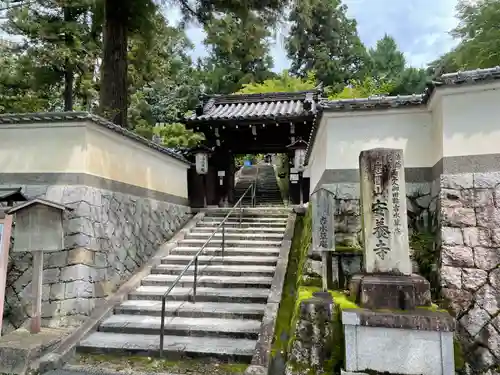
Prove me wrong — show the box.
[0,112,190,165]
[436,66,500,86]
[186,90,319,122]
[320,93,427,112]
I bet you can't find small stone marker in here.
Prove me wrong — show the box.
[311,187,335,291]
[359,148,411,275]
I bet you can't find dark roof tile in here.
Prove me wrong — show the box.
[320,94,427,112]
[186,90,319,122]
[437,66,500,86]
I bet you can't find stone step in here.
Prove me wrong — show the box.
[151,264,276,277]
[194,226,286,233]
[185,232,284,241]
[197,221,286,228]
[142,274,273,288]
[115,300,266,320]
[171,246,280,257]
[129,286,270,303]
[98,314,261,340]
[178,239,282,248]
[202,215,288,221]
[77,332,256,361]
[161,255,278,266]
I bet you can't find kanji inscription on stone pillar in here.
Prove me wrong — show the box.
[359,148,411,275]
[311,187,335,290]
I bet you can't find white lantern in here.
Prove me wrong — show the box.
[195,152,208,175]
[294,148,306,172]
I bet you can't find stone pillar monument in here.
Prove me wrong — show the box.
[311,187,335,290]
[359,148,411,274]
[349,148,430,310]
[342,148,456,375]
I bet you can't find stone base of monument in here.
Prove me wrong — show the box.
[348,273,431,310]
[341,308,456,375]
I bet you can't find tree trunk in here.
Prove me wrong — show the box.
[63,63,74,111]
[99,0,128,127]
[63,6,73,111]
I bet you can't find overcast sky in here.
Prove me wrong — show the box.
[172,0,461,72]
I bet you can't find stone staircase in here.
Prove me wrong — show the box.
[77,209,289,363]
[234,164,283,207]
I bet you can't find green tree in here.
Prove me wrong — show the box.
[369,34,406,82]
[99,0,288,127]
[427,50,462,77]
[427,0,500,75]
[2,0,98,111]
[329,76,395,99]
[0,40,53,112]
[236,70,316,94]
[452,0,500,69]
[154,123,204,148]
[391,67,429,95]
[124,9,204,147]
[368,35,429,95]
[286,0,368,90]
[200,11,276,94]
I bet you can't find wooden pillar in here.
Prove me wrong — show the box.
[227,154,235,205]
[188,167,206,208]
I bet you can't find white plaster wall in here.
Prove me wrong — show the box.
[323,108,434,170]
[0,122,87,173]
[308,120,328,191]
[430,99,444,166]
[86,122,189,198]
[438,83,500,158]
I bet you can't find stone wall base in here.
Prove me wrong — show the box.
[2,183,190,335]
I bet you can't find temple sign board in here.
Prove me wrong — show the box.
[6,198,73,333]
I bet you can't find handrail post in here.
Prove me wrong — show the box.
[222,222,225,259]
[160,296,166,357]
[193,256,198,303]
[239,199,242,228]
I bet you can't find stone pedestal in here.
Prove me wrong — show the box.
[342,309,456,375]
[349,273,431,310]
[285,292,334,375]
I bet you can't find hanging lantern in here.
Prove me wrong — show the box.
[286,138,308,172]
[190,145,213,175]
[195,152,208,174]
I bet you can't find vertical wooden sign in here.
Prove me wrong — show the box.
[311,187,336,291]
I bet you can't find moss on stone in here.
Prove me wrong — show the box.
[335,246,363,253]
[416,303,448,313]
[271,208,311,358]
[453,338,465,371]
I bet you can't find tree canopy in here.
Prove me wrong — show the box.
[2,0,499,148]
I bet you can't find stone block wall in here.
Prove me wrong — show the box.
[2,183,190,335]
[320,181,438,249]
[439,173,500,373]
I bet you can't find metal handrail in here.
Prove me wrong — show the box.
[159,182,256,356]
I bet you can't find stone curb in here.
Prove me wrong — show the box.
[247,213,297,375]
[34,212,206,374]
